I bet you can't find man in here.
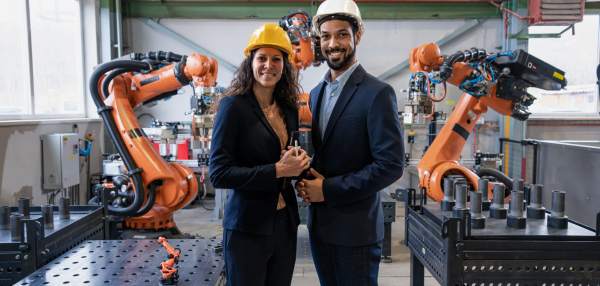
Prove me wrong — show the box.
[295,0,405,285]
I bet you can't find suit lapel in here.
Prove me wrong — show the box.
[245,91,280,147]
[310,81,326,150]
[321,65,366,146]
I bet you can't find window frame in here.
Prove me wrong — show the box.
[527,15,600,119]
[0,0,87,121]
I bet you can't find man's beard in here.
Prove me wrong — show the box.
[325,46,356,71]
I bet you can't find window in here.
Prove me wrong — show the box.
[0,0,85,119]
[527,15,600,117]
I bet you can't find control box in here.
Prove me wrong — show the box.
[41,133,80,191]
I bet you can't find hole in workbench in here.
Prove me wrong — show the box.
[124,280,131,283]
[480,266,485,271]
[516,266,521,271]
[205,279,211,281]
[144,280,150,282]
[103,281,111,283]
[498,266,503,271]
[489,266,495,271]
[73,274,79,277]
[83,281,89,284]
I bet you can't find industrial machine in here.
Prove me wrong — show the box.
[279,9,326,70]
[279,9,322,131]
[89,51,218,238]
[410,43,566,202]
[0,194,109,286]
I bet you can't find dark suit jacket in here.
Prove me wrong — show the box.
[209,90,301,235]
[308,64,405,246]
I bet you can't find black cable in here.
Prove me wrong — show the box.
[475,168,513,197]
[101,68,139,101]
[89,60,150,216]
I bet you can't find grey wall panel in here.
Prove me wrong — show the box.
[538,141,600,228]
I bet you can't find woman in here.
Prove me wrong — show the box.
[209,23,310,286]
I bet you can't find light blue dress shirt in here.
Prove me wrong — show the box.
[319,61,360,140]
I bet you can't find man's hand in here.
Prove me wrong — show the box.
[296,168,325,204]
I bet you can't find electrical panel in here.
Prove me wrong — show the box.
[41,133,80,191]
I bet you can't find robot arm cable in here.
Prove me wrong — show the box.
[89,60,151,216]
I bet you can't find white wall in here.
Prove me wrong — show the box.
[0,120,104,207]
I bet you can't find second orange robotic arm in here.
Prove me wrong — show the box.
[410,43,566,202]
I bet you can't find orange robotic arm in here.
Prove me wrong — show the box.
[280,9,324,70]
[410,43,566,202]
[90,51,218,231]
[157,237,180,285]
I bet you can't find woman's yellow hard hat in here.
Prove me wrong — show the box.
[244,23,294,61]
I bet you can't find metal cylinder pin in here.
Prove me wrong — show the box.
[18,198,30,219]
[489,184,507,219]
[513,179,527,210]
[548,190,568,229]
[452,184,470,219]
[478,179,491,211]
[513,179,524,192]
[527,184,546,219]
[469,191,486,229]
[11,214,23,241]
[507,191,526,229]
[441,178,455,211]
[41,205,54,229]
[0,206,11,230]
[59,197,70,219]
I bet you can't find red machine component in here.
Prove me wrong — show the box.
[410,43,566,202]
[90,51,218,232]
[158,236,180,285]
[528,0,584,26]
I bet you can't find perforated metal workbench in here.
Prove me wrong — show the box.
[398,189,600,286]
[14,239,225,286]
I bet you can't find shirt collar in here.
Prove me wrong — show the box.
[322,61,360,87]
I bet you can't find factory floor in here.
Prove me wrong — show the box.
[173,199,439,286]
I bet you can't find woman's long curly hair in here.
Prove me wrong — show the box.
[211,49,300,113]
